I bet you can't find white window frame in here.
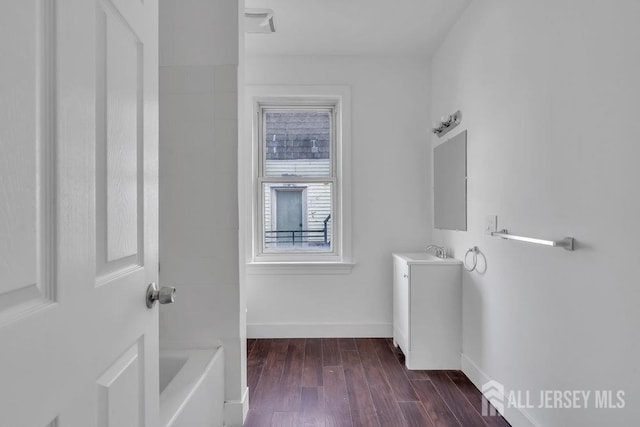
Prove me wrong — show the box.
[258,103,336,256]
[243,85,353,270]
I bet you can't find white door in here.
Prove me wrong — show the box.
[0,0,159,426]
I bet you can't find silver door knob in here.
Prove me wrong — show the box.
[146,282,176,308]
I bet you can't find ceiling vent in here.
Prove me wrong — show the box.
[245,9,275,33]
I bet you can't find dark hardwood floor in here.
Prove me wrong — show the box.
[244,338,510,427]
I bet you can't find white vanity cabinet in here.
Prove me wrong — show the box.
[392,253,462,370]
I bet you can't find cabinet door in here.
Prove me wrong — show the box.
[409,264,462,368]
[393,256,410,352]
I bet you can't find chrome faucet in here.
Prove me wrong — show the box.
[426,245,447,258]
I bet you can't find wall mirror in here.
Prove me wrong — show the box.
[434,130,467,231]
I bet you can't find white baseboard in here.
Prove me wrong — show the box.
[461,353,539,427]
[224,387,249,427]
[247,322,392,338]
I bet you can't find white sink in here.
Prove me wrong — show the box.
[394,252,461,265]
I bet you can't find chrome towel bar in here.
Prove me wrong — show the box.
[491,229,575,251]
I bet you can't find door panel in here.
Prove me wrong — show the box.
[0,0,159,425]
[96,0,145,282]
[276,189,303,231]
[0,0,56,324]
[97,341,144,427]
[103,4,140,264]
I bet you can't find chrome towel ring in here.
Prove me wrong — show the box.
[464,246,479,272]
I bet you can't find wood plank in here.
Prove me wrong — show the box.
[397,402,435,427]
[248,338,258,355]
[396,351,424,380]
[303,338,323,387]
[445,371,480,406]
[322,338,341,366]
[244,410,273,427]
[411,380,461,427]
[371,338,418,402]
[387,340,430,380]
[276,338,305,411]
[355,339,407,427]
[275,386,304,413]
[337,338,357,351]
[251,339,289,410]
[429,371,486,427]
[300,386,326,427]
[341,350,380,427]
[282,339,305,385]
[248,339,273,401]
[323,366,352,427]
[445,371,510,427]
[271,412,299,427]
[406,370,431,381]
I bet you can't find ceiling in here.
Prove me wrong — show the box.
[244,0,471,56]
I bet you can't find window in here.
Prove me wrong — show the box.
[247,86,352,266]
[259,106,335,254]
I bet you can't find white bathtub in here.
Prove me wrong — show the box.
[160,348,225,427]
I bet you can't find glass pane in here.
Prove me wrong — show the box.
[264,110,331,177]
[262,182,333,252]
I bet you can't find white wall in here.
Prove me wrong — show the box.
[243,55,432,337]
[431,1,640,426]
[159,1,246,425]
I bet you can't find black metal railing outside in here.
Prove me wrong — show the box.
[265,215,331,246]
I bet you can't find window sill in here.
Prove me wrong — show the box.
[246,261,355,275]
